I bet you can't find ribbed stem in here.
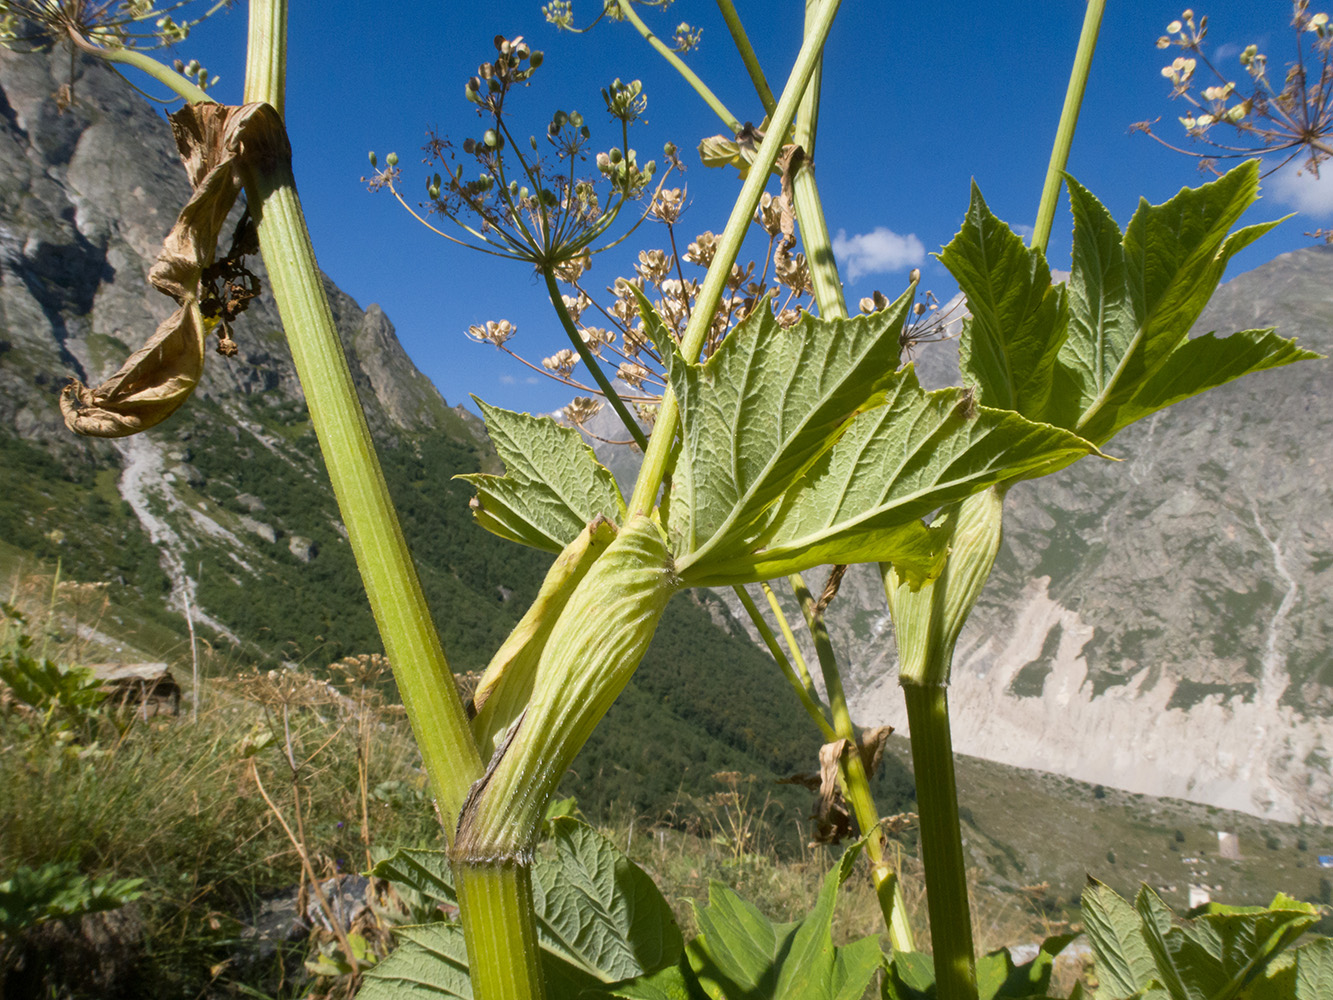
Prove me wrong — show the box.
[242,0,286,114]
[902,683,977,1000]
[243,163,483,829]
[455,862,545,1000]
[714,0,776,115]
[790,573,915,951]
[1032,0,1106,253]
[238,0,481,833]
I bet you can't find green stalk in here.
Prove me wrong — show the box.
[789,573,915,952]
[614,0,742,132]
[1032,0,1106,253]
[455,862,545,1000]
[761,581,818,700]
[628,0,844,515]
[542,268,646,449]
[902,682,975,1000]
[238,0,481,832]
[884,487,1006,1000]
[67,35,209,103]
[714,0,776,116]
[243,0,287,114]
[790,0,847,320]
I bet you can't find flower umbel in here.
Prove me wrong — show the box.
[1136,2,1333,178]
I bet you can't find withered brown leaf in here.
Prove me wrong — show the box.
[60,102,289,437]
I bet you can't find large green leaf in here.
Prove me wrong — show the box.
[1247,936,1333,1000]
[1082,880,1324,1000]
[678,367,1097,587]
[651,286,915,565]
[533,817,684,983]
[1045,163,1315,444]
[1082,879,1159,999]
[457,398,626,553]
[941,183,1067,417]
[684,841,882,1000]
[361,818,682,999]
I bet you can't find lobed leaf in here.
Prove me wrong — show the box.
[365,818,683,998]
[457,398,625,553]
[941,183,1067,417]
[679,367,1097,588]
[684,840,881,1000]
[1047,163,1314,444]
[1082,879,1159,999]
[655,286,916,565]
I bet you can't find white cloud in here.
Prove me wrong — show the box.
[499,373,516,385]
[831,226,925,283]
[1012,222,1035,239]
[1267,162,1333,218]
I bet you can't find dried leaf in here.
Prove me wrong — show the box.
[779,725,894,846]
[60,102,289,437]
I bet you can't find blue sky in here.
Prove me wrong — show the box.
[176,1,1330,417]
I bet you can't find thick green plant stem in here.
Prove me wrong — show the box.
[238,0,481,833]
[614,0,742,132]
[714,0,776,116]
[902,682,976,1000]
[628,0,844,515]
[542,268,646,449]
[1032,0,1105,253]
[789,573,915,951]
[455,862,545,1000]
[885,488,1005,994]
[243,0,287,114]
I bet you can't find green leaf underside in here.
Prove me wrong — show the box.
[458,398,625,553]
[943,165,1318,452]
[1052,163,1308,444]
[1248,936,1333,1000]
[943,183,1067,417]
[684,841,880,1000]
[1082,879,1322,1000]
[655,286,916,565]
[533,817,684,983]
[363,819,681,998]
[1082,880,1160,999]
[679,367,1096,587]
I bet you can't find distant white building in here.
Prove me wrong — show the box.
[1189,885,1211,909]
[1218,831,1240,860]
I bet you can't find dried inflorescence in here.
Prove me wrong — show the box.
[365,35,673,272]
[1136,3,1333,178]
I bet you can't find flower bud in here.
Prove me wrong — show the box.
[368,150,378,167]
[386,152,398,167]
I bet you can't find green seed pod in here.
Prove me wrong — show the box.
[385,152,398,167]
[454,515,677,862]
[368,150,378,168]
